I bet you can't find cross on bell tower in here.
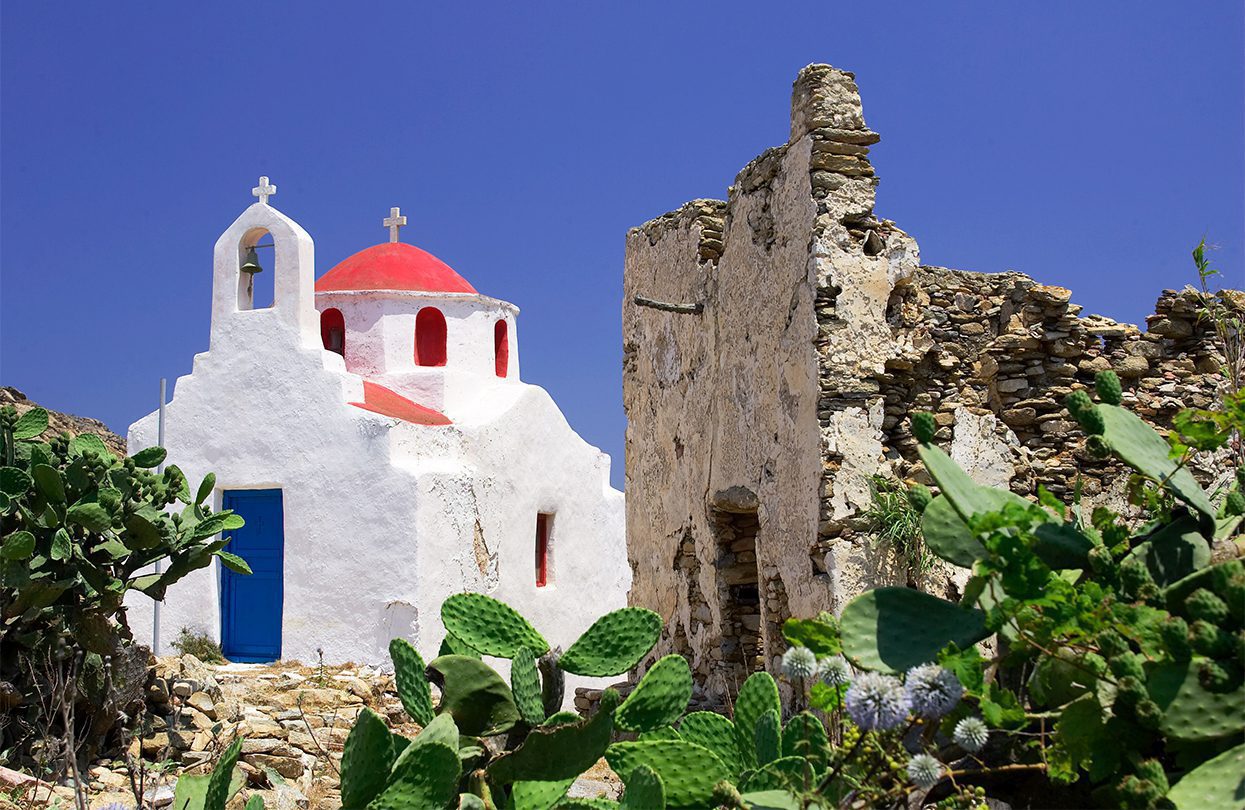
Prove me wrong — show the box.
[384,207,407,243]
[252,176,277,205]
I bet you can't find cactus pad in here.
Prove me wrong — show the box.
[619,765,665,810]
[733,672,781,769]
[441,592,549,658]
[638,727,682,742]
[1098,404,1215,519]
[512,646,547,725]
[1165,741,1245,810]
[388,638,435,726]
[1124,515,1211,588]
[754,710,780,766]
[368,741,460,810]
[740,756,814,794]
[781,712,829,771]
[840,587,988,673]
[1148,661,1245,743]
[604,740,731,809]
[427,654,521,736]
[487,690,619,784]
[920,494,987,567]
[1095,370,1123,405]
[558,607,662,676]
[616,655,693,732]
[340,707,396,809]
[511,778,576,810]
[678,711,741,775]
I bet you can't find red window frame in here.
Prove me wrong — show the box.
[415,307,448,367]
[494,319,509,378]
[320,308,346,357]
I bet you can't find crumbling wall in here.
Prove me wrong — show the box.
[623,63,1239,707]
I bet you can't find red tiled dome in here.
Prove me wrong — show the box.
[316,242,476,294]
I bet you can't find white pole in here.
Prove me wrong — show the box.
[153,378,167,656]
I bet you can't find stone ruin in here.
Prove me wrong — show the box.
[622,64,1241,706]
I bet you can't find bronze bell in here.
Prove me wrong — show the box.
[240,247,264,275]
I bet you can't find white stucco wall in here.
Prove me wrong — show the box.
[125,201,628,683]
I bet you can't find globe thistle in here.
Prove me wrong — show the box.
[903,664,963,719]
[953,716,989,753]
[818,655,851,688]
[845,671,909,731]
[906,753,943,788]
[781,646,818,680]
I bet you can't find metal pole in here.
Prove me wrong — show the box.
[152,378,167,655]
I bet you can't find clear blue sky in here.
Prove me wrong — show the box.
[2,2,1242,489]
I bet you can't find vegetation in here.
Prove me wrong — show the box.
[863,475,933,582]
[0,404,248,795]
[170,627,226,664]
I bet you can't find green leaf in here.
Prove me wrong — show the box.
[441,592,549,658]
[615,655,692,733]
[214,551,252,575]
[69,433,111,459]
[427,654,521,736]
[781,615,840,657]
[31,464,65,503]
[1049,696,1120,784]
[937,643,984,694]
[558,607,662,676]
[734,672,781,769]
[389,638,435,726]
[50,528,72,561]
[1,530,36,560]
[511,645,546,725]
[0,467,32,496]
[195,473,216,506]
[132,446,167,468]
[979,684,1026,730]
[206,737,244,810]
[67,502,112,533]
[604,741,730,809]
[123,512,163,549]
[12,407,49,440]
[840,587,989,673]
[487,690,619,784]
[369,741,460,810]
[1099,403,1215,520]
[1124,514,1211,587]
[619,765,665,810]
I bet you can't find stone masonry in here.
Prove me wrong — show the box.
[622,64,1241,707]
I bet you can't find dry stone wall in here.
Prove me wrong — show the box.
[622,63,1241,708]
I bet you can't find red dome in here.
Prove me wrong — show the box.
[316,242,476,294]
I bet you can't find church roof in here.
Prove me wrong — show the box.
[316,242,477,295]
[350,380,451,425]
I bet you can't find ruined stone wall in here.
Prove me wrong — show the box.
[622,64,1238,708]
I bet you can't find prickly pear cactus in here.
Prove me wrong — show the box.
[1165,741,1245,809]
[340,707,397,808]
[604,740,731,809]
[740,756,814,794]
[389,638,435,726]
[487,690,620,784]
[781,712,829,772]
[511,645,547,725]
[733,671,781,769]
[368,741,461,810]
[427,654,521,736]
[619,764,666,810]
[1097,400,1215,519]
[441,592,549,658]
[678,711,741,775]
[558,607,662,676]
[840,587,988,673]
[615,654,692,733]
[1148,661,1245,743]
[753,709,780,767]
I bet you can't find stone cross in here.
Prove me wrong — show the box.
[252,176,277,205]
[384,207,408,243]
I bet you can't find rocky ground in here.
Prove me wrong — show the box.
[4,656,620,809]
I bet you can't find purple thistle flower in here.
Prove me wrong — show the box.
[844,671,909,731]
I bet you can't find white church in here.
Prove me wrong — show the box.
[125,178,628,666]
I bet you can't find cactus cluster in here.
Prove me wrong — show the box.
[833,374,1245,808]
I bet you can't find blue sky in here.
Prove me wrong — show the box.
[2,2,1242,489]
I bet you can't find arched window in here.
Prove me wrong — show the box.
[415,307,447,367]
[320,308,345,357]
[237,229,275,311]
[494,320,509,378]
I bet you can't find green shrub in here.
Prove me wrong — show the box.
[171,627,225,664]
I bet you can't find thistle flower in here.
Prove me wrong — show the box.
[844,671,909,731]
[904,664,963,719]
[906,753,943,788]
[953,716,989,752]
[817,655,850,687]
[782,646,818,680]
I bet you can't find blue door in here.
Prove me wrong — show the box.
[220,489,284,662]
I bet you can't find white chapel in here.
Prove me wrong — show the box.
[124,178,628,666]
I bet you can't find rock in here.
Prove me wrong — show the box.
[171,680,195,698]
[187,691,217,719]
[245,754,305,780]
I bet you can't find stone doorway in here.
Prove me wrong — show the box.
[713,505,762,693]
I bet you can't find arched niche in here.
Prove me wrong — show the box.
[415,307,447,367]
[237,227,276,310]
[494,319,509,378]
[321,308,346,358]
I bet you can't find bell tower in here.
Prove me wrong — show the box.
[209,177,319,352]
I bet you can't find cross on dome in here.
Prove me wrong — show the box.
[252,176,277,205]
[383,207,408,243]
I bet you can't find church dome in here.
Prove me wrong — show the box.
[316,242,477,294]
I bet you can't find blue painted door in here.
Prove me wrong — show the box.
[220,489,284,662]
